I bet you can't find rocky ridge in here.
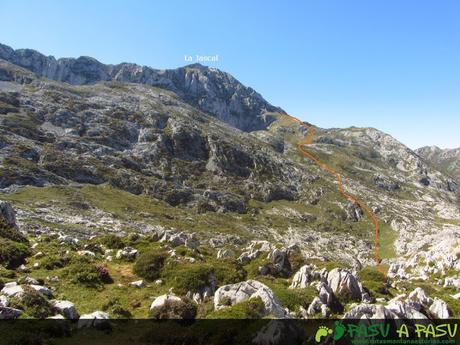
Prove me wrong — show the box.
[416,145,460,182]
[0,43,283,131]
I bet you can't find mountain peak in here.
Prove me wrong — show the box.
[0,43,283,131]
[184,63,207,69]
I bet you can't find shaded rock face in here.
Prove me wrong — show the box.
[267,248,292,277]
[0,200,17,228]
[0,43,283,132]
[373,174,400,191]
[52,300,79,320]
[0,306,22,319]
[289,265,316,289]
[326,268,362,301]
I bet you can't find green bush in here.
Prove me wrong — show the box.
[99,234,125,249]
[206,297,265,319]
[10,286,54,318]
[41,255,69,270]
[213,260,247,286]
[175,245,195,258]
[0,238,30,268]
[65,257,105,287]
[162,263,215,295]
[266,281,316,311]
[96,264,113,283]
[133,250,167,281]
[149,298,197,319]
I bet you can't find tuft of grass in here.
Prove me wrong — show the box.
[359,266,389,298]
[258,277,316,312]
[378,222,397,259]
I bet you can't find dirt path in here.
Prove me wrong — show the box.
[284,114,383,270]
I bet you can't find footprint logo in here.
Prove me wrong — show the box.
[333,321,346,341]
[315,326,333,343]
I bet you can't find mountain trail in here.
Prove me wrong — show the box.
[284,114,383,272]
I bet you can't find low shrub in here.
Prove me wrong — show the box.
[65,257,107,287]
[96,264,113,283]
[213,260,247,286]
[10,286,54,318]
[266,281,316,312]
[175,246,195,258]
[41,255,69,270]
[0,238,30,268]
[0,219,28,243]
[133,250,167,281]
[162,263,215,295]
[206,297,265,319]
[149,298,197,319]
[99,234,125,249]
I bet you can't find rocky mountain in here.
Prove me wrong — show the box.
[0,43,459,323]
[0,43,282,131]
[416,145,460,182]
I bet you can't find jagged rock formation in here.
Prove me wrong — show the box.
[214,280,287,318]
[0,43,283,131]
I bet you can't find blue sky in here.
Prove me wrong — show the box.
[1,0,459,149]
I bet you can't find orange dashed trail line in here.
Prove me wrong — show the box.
[284,114,383,271]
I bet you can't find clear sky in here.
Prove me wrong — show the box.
[1,0,459,149]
